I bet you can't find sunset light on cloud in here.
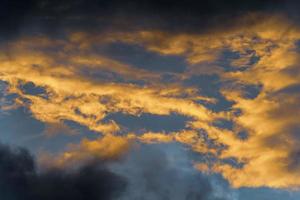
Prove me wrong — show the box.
[1,1,300,199]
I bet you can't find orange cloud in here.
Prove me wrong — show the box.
[39,134,131,168]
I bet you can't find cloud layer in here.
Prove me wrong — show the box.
[1,0,300,192]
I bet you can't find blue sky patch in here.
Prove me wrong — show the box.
[96,42,187,73]
[104,112,190,133]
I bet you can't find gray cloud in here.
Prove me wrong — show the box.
[0,141,237,200]
[1,0,296,40]
[110,143,237,200]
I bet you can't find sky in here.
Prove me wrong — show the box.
[1,0,300,199]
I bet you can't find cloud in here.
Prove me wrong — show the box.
[0,141,237,200]
[0,0,291,40]
[1,1,300,190]
[110,143,237,200]
[39,134,131,168]
[0,143,127,200]
[0,34,217,136]
[197,22,300,188]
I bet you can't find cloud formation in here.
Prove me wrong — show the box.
[110,143,237,200]
[1,0,300,191]
[0,0,287,40]
[0,142,235,200]
[0,143,127,200]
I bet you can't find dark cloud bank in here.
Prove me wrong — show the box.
[0,142,234,200]
[1,0,299,40]
[0,143,125,200]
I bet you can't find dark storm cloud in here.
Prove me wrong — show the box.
[0,143,127,200]
[1,0,296,40]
